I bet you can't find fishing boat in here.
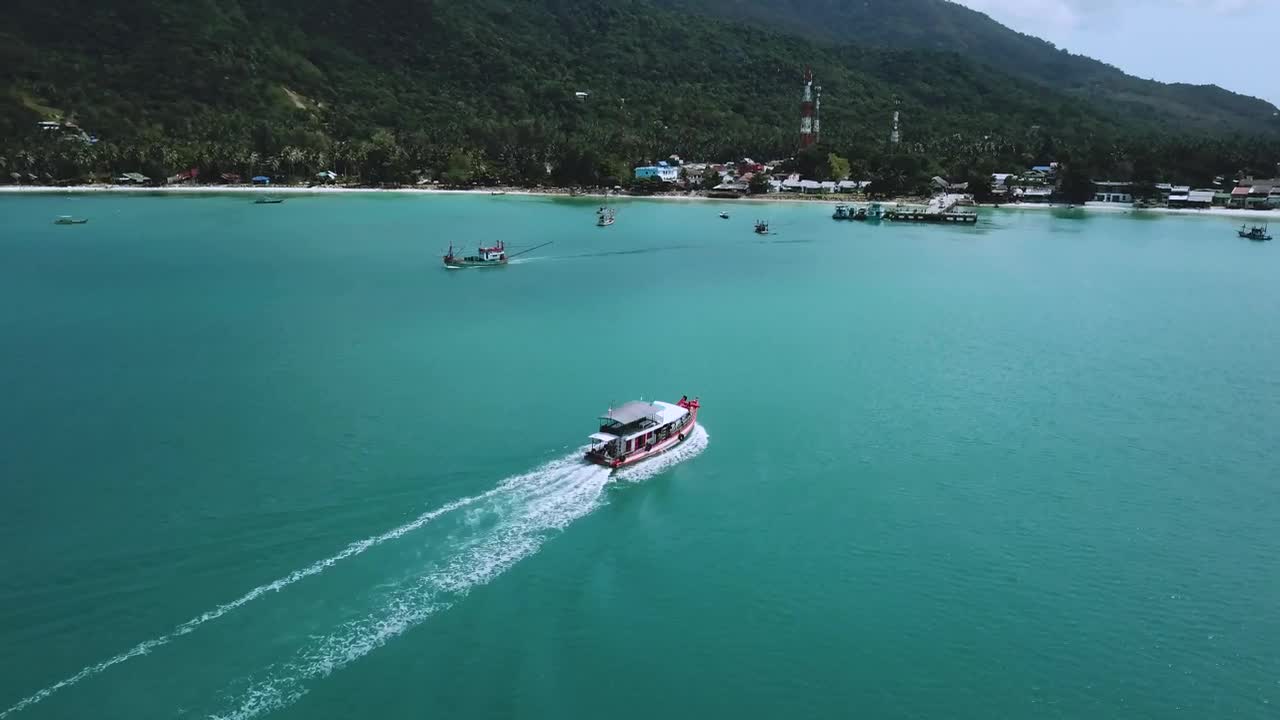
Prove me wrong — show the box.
[719,211,730,219]
[53,216,88,225]
[832,204,851,220]
[253,197,284,204]
[443,240,508,268]
[1239,224,1272,241]
[585,397,701,470]
[754,220,770,235]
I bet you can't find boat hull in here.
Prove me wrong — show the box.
[586,405,699,470]
[444,260,508,268]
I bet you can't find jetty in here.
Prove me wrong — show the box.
[884,194,978,224]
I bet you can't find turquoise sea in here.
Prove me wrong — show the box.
[1,193,1278,719]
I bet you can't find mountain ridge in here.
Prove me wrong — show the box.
[654,0,1279,134]
[1,0,1277,187]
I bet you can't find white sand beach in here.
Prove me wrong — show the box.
[4,183,1279,220]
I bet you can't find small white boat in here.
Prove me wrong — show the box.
[719,212,729,219]
[586,397,700,470]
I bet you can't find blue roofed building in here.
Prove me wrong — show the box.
[634,164,679,183]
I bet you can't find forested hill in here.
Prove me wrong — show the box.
[656,0,1280,135]
[2,0,1278,186]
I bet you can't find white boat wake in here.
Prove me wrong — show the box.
[0,476,514,719]
[2,431,708,719]
[211,457,612,719]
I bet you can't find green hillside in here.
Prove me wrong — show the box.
[656,0,1280,135]
[1,0,1277,186]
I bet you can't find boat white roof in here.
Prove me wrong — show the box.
[589,432,619,443]
[651,401,688,424]
[602,401,658,425]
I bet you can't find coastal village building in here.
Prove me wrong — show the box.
[1229,178,1279,209]
[633,163,679,183]
[1014,186,1052,203]
[1167,189,1215,209]
[1091,180,1133,204]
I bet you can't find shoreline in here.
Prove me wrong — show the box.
[3,184,1279,220]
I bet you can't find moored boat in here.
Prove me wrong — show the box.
[719,211,730,219]
[443,240,508,268]
[1238,224,1271,241]
[53,215,88,225]
[597,208,616,227]
[754,220,769,234]
[253,197,284,204]
[832,204,851,220]
[586,397,700,469]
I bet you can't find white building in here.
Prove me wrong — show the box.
[634,164,679,183]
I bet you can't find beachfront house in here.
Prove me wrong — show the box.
[166,168,199,184]
[708,180,748,198]
[1230,178,1278,209]
[634,163,679,183]
[315,170,338,182]
[1013,186,1052,203]
[1167,189,1215,209]
[990,173,1016,200]
[251,175,271,185]
[1091,180,1133,204]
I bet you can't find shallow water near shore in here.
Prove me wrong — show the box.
[1,193,1278,719]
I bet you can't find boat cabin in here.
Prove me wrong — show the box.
[587,400,694,463]
[445,241,507,265]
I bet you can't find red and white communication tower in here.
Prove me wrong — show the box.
[799,67,821,148]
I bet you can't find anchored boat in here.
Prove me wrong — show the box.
[832,204,851,220]
[597,208,616,227]
[586,397,700,470]
[1239,224,1271,241]
[53,215,88,225]
[754,220,770,234]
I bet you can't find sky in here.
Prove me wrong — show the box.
[952,0,1280,107]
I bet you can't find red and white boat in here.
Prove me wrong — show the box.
[586,397,700,469]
